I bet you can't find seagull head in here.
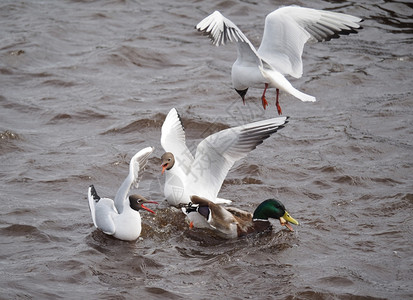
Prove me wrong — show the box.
[129,195,157,214]
[235,88,248,104]
[161,152,175,175]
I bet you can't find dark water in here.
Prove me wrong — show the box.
[1,0,412,298]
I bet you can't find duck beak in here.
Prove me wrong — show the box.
[141,200,158,214]
[280,211,299,232]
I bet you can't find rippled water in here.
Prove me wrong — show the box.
[1,0,412,299]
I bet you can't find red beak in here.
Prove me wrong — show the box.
[161,164,167,175]
[141,201,158,214]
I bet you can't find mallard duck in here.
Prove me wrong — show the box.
[182,195,299,239]
[160,108,288,207]
[87,147,157,241]
[196,7,362,114]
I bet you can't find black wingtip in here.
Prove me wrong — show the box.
[89,185,100,201]
[312,20,363,42]
[175,109,186,133]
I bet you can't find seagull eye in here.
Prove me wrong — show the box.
[168,158,171,161]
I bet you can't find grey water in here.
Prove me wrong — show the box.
[0,0,412,299]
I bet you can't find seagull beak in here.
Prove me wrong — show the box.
[161,163,167,175]
[141,200,158,214]
[280,211,299,232]
[141,202,157,214]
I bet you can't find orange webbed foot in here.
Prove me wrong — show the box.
[276,101,282,115]
[261,96,268,110]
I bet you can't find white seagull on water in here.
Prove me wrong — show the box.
[196,6,363,114]
[160,108,288,207]
[88,147,157,241]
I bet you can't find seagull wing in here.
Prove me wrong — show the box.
[114,146,154,213]
[258,6,362,78]
[88,185,117,235]
[196,10,262,66]
[185,117,288,201]
[88,185,99,228]
[130,146,155,189]
[94,198,117,235]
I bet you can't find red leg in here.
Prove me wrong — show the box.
[261,83,269,110]
[275,88,282,115]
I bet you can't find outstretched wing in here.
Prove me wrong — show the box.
[114,146,154,214]
[196,10,262,67]
[130,146,155,189]
[258,6,362,78]
[196,10,249,46]
[161,108,194,175]
[185,117,288,201]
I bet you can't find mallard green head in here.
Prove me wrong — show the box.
[252,199,299,231]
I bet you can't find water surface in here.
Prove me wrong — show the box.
[0,0,412,298]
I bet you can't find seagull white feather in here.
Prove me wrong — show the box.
[87,147,157,241]
[196,6,363,114]
[160,108,288,207]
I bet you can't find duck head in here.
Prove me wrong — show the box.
[129,195,157,214]
[161,152,175,174]
[252,199,299,231]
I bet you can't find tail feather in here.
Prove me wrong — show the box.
[259,65,316,103]
[291,89,316,102]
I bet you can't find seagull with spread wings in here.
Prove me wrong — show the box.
[196,6,363,114]
[160,108,288,207]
